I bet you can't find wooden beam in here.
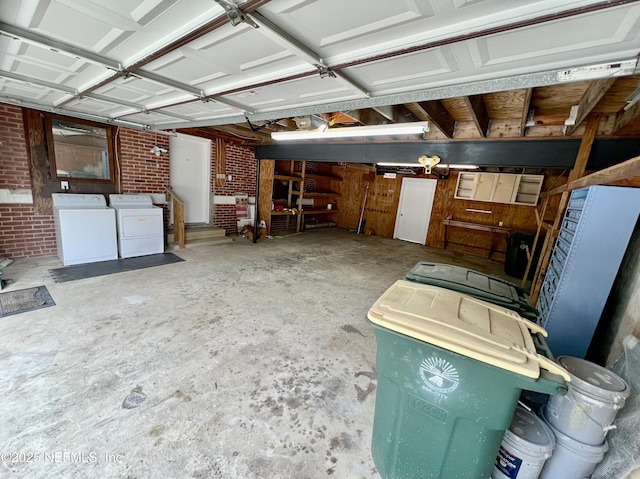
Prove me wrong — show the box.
[531,115,599,301]
[523,195,549,288]
[567,113,600,183]
[531,191,569,304]
[417,100,456,138]
[607,176,640,188]
[177,126,268,144]
[328,112,360,124]
[404,103,430,122]
[520,88,532,137]
[539,113,600,198]
[356,108,389,126]
[462,94,490,137]
[373,104,420,123]
[209,124,272,142]
[276,118,298,129]
[611,101,640,134]
[568,154,640,191]
[532,115,569,126]
[564,79,616,135]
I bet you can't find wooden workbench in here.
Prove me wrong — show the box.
[443,219,515,259]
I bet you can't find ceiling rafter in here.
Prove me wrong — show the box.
[354,109,392,126]
[1,0,639,139]
[463,95,490,137]
[611,101,640,134]
[520,88,533,137]
[372,105,420,124]
[416,100,456,138]
[204,123,272,142]
[564,78,617,135]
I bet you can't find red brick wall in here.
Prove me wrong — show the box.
[119,132,257,235]
[0,206,57,258]
[0,104,31,190]
[0,103,258,257]
[0,104,57,258]
[119,129,170,194]
[212,143,257,235]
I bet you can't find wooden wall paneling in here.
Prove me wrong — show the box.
[362,174,402,237]
[330,164,363,230]
[258,160,275,234]
[426,175,456,248]
[426,171,566,262]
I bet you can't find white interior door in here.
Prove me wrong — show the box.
[393,178,437,245]
[170,134,211,224]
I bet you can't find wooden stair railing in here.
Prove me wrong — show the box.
[165,187,185,249]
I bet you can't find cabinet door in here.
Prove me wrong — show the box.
[474,173,496,201]
[514,175,544,205]
[454,172,476,199]
[492,174,518,203]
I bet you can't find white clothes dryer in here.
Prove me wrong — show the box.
[109,194,164,258]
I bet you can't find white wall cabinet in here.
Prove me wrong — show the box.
[454,172,543,206]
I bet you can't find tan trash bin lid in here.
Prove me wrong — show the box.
[367,280,569,381]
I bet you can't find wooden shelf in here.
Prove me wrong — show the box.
[274,174,303,181]
[304,172,343,181]
[263,160,343,234]
[270,210,299,216]
[301,209,338,215]
[292,190,340,197]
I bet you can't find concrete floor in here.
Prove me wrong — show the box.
[0,228,519,479]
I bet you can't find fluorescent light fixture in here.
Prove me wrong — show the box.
[377,162,478,169]
[377,162,422,167]
[436,164,479,170]
[272,122,429,140]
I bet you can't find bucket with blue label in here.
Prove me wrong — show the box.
[493,406,555,479]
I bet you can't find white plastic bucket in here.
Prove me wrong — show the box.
[540,407,608,479]
[492,406,555,479]
[545,356,629,445]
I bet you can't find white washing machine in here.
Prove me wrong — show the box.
[109,194,164,258]
[52,193,118,266]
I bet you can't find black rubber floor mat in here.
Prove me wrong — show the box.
[0,286,55,317]
[49,253,185,283]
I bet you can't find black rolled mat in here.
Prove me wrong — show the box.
[49,253,185,283]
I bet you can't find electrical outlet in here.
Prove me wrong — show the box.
[61,181,69,190]
[227,175,232,181]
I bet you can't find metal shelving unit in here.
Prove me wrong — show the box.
[538,185,640,358]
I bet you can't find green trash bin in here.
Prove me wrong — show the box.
[404,262,553,359]
[404,262,538,323]
[367,280,569,479]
